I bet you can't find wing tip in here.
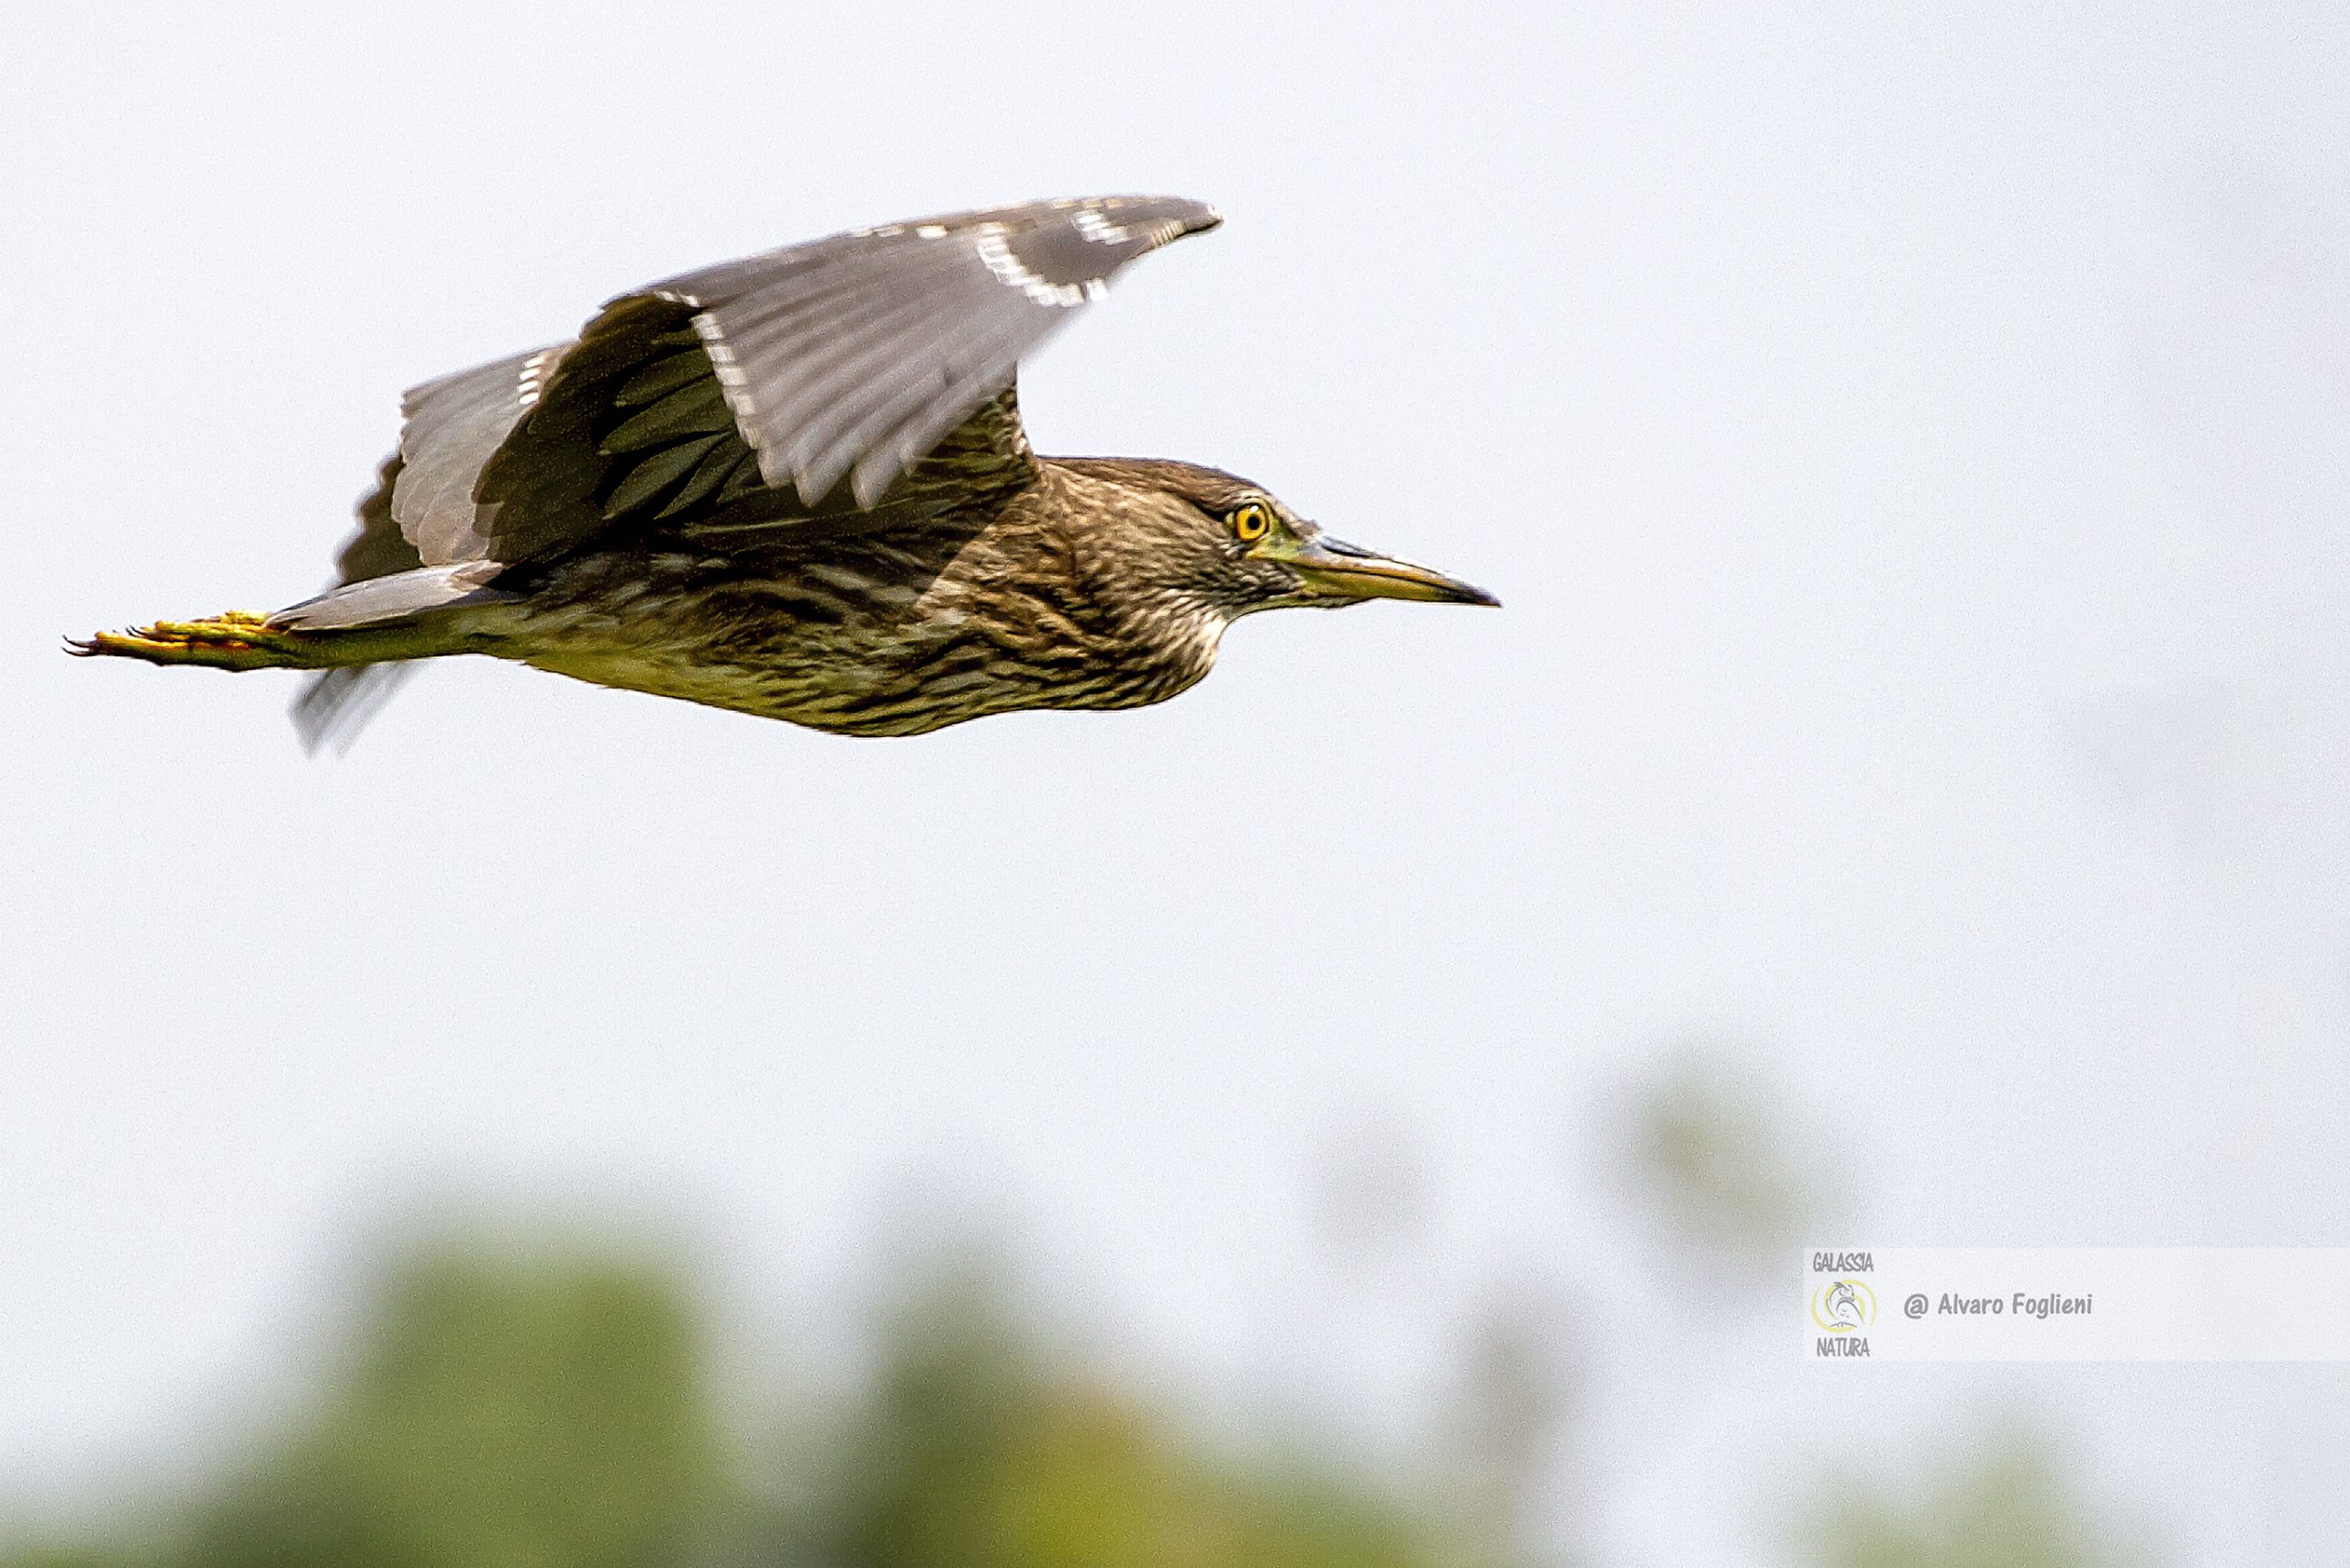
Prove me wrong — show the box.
[1096,194,1223,245]
[291,664,413,756]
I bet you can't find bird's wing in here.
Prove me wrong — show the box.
[645,194,1221,509]
[461,194,1218,564]
[336,453,429,579]
[388,345,576,565]
[291,662,412,756]
[466,294,773,562]
[319,275,1040,583]
[347,195,1219,570]
[295,358,586,748]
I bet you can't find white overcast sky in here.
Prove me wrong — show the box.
[5,3,2348,1563]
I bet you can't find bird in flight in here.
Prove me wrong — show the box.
[73,196,1495,749]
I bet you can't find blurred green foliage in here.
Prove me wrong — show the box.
[1802,1433,2143,1568]
[0,1182,2136,1568]
[185,1249,738,1568]
[2,1243,1460,1568]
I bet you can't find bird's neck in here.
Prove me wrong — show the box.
[1034,464,1230,693]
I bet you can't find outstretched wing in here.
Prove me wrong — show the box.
[646,194,1221,509]
[330,194,1218,577]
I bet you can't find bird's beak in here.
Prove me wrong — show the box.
[1272,534,1500,607]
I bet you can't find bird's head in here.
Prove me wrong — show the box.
[1050,458,1498,623]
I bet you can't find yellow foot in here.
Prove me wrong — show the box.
[68,610,313,671]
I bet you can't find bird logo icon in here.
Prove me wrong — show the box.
[1810,1278,1876,1332]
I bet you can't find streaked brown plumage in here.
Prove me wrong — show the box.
[73,196,1494,747]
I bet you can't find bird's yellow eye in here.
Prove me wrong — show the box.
[1231,503,1271,543]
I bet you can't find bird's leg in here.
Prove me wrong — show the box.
[68,610,330,671]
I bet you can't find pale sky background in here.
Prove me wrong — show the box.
[5,3,2348,1563]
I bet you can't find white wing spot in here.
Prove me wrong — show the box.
[1071,208,1133,245]
[973,232,1091,308]
[518,348,560,409]
[916,223,948,238]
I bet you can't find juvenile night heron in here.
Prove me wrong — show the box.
[73,196,1495,748]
